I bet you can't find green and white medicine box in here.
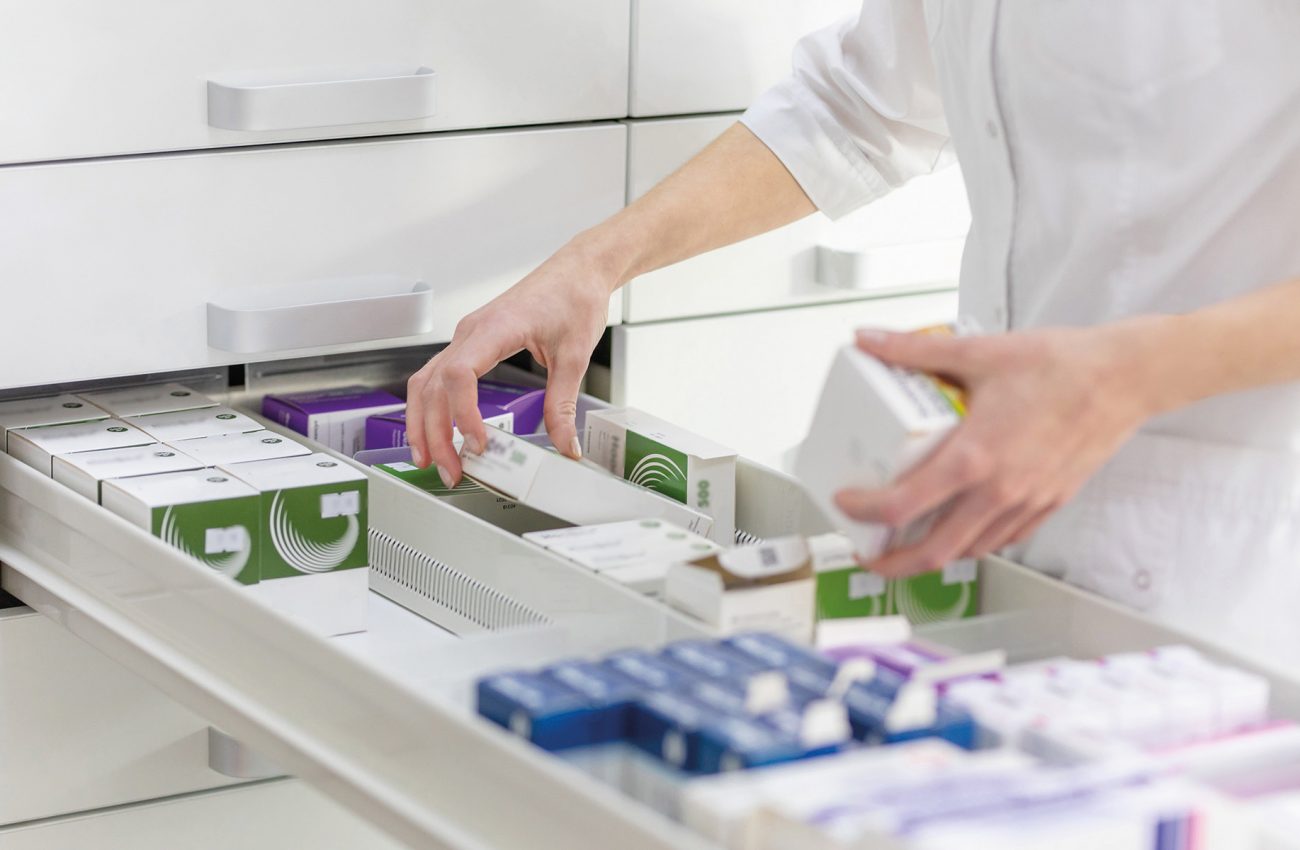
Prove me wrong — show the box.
[8,419,154,475]
[78,383,215,417]
[127,405,260,442]
[810,533,978,624]
[102,468,261,586]
[53,443,202,502]
[584,407,736,546]
[223,453,368,636]
[0,394,107,452]
[375,460,562,535]
[173,429,311,466]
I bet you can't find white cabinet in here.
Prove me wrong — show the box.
[0,124,626,391]
[622,115,969,323]
[0,608,244,825]
[0,781,405,850]
[0,0,630,164]
[629,0,859,116]
[612,292,959,471]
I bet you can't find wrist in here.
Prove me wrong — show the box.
[567,217,646,295]
[1096,313,1208,418]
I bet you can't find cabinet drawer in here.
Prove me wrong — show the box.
[612,292,960,471]
[0,781,404,850]
[0,125,626,391]
[629,0,857,117]
[622,116,969,323]
[0,607,244,826]
[0,0,629,164]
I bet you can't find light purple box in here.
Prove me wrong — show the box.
[261,386,404,456]
[362,406,516,450]
[478,379,546,435]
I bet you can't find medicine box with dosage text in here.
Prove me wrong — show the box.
[52,443,202,502]
[461,427,714,539]
[7,419,154,475]
[585,407,736,546]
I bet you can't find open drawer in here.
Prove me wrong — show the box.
[6,368,1299,848]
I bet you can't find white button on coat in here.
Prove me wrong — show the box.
[742,0,1300,668]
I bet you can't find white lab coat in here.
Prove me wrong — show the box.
[743,1,1300,668]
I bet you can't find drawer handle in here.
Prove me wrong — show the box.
[207,66,437,131]
[815,240,964,292]
[207,277,434,354]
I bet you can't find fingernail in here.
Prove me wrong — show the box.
[856,329,888,345]
[436,465,454,489]
[466,435,483,456]
[412,447,425,467]
[570,436,583,459]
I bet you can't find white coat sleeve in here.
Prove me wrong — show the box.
[741,0,950,220]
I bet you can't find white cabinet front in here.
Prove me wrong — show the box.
[0,0,630,164]
[0,125,626,391]
[612,292,959,471]
[623,115,969,323]
[629,0,860,117]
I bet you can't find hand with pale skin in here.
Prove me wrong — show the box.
[838,283,1300,578]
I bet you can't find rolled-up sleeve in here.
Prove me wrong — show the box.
[742,0,949,220]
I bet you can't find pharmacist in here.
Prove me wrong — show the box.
[407,3,1300,666]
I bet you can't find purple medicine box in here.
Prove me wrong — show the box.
[261,386,404,455]
[362,379,546,450]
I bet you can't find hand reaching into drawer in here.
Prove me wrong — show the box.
[405,245,613,486]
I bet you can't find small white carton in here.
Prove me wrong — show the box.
[102,468,262,587]
[52,443,202,501]
[523,519,720,573]
[77,383,216,417]
[8,419,154,475]
[585,407,737,546]
[127,406,261,442]
[795,337,966,560]
[222,453,368,636]
[0,394,107,452]
[665,536,815,642]
[172,430,312,466]
[461,427,714,538]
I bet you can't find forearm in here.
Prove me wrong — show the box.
[571,122,817,292]
[1127,277,1300,413]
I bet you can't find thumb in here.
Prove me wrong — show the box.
[542,349,589,459]
[855,327,977,379]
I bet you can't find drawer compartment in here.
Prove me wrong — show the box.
[622,116,968,323]
[0,607,246,826]
[0,0,630,164]
[0,124,626,391]
[613,292,959,471]
[629,0,857,116]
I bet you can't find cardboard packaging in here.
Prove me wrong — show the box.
[523,519,720,573]
[77,383,215,417]
[102,468,262,586]
[262,386,404,456]
[128,406,261,442]
[223,453,368,636]
[585,407,737,546]
[0,394,107,451]
[478,379,547,435]
[8,419,154,475]
[374,459,562,535]
[172,430,312,466]
[52,443,202,502]
[795,329,969,560]
[810,532,979,624]
[364,409,515,451]
[460,427,713,538]
[664,536,815,642]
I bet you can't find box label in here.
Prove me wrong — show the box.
[260,480,368,579]
[624,431,689,505]
[152,497,260,585]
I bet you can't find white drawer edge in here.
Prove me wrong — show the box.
[0,452,709,850]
